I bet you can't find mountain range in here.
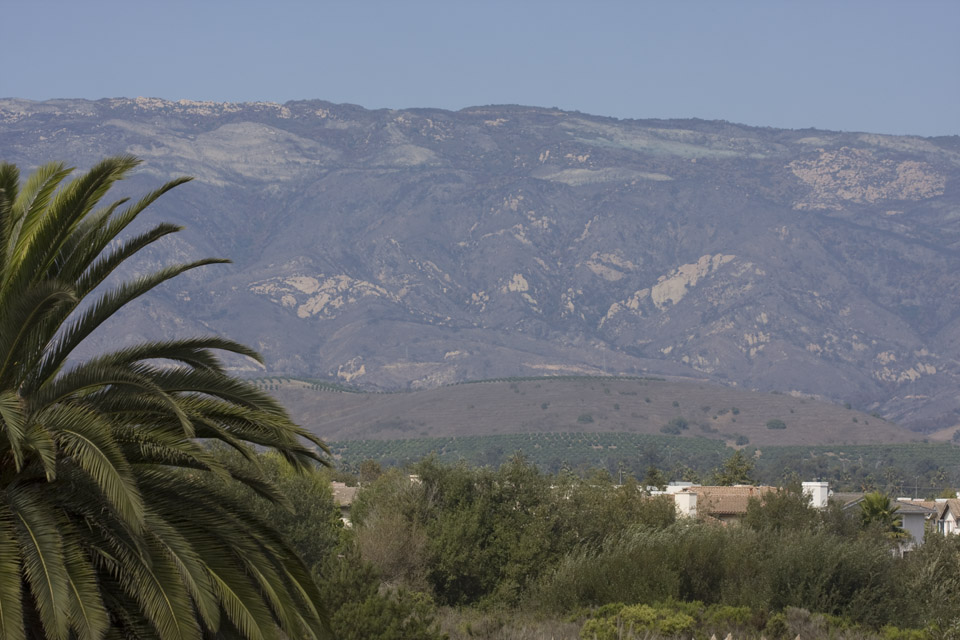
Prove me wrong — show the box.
[1,97,958,432]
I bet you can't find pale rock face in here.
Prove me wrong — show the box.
[743,331,770,358]
[470,291,489,312]
[789,147,945,210]
[287,276,323,295]
[876,362,937,383]
[526,211,554,231]
[600,254,735,327]
[250,274,395,319]
[576,218,594,242]
[501,273,530,293]
[624,289,650,311]
[650,254,736,310]
[337,358,366,382]
[599,302,622,328]
[584,252,637,281]
[560,288,582,319]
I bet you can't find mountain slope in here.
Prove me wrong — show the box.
[262,376,915,447]
[2,97,959,430]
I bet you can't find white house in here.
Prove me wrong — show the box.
[934,498,960,535]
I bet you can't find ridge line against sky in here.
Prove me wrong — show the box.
[2,0,958,137]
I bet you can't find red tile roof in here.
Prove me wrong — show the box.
[681,485,777,516]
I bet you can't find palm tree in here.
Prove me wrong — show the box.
[0,157,332,640]
[858,491,906,540]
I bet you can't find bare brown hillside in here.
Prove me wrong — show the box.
[267,377,917,447]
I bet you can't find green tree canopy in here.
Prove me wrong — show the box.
[743,480,818,532]
[643,465,668,491]
[713,450,755,486]
[0,157,331,640]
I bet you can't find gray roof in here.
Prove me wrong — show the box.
[832,492,864,507]
[894,501,937,515]
[839,495,936,515]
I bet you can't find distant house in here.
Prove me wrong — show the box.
[893,501,937,549]
[331,482,359,527]
[895,499,942,533]
[839,495,936,553]
[888,497,960,538]
[933,498,960,535]
[673,485,777,524]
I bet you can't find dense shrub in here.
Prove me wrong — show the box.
[660,417,689,434]
[337,457,960,636]
[575,600,938,640]
[537,521,907,626]
[743,482,819,533]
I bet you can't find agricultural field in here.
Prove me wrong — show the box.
[327,431,728,474]
[326,434,960,494]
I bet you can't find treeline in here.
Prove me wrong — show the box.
[330,434,960,495]
[233,451,960,639]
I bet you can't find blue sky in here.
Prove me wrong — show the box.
[3,1,958,136]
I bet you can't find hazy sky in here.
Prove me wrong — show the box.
[3,1,958,136]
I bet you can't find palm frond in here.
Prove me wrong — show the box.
[21,422,58,481]
[87,336,263,374]
[0,162,22,275]
[92,520,201,640]
[142,511,221,633]
[0,279,75,386]
[3,162,71,275]
[0,390,26,471]
[30,362,193,438]
[41,403,144,528]
[10,157,136,286]
[0,502,25,640]
[62,534,110,640]
[10,486,70,640]
[33,258,230,387]
[60,173,192,288]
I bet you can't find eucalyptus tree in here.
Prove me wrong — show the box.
[0,157,332,640]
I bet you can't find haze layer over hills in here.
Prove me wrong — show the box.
[2,97,959,431]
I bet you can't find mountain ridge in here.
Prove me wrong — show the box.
[3,97,959,432]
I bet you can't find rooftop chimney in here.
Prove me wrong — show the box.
[674,491,698,518]
[802,481,829,509]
